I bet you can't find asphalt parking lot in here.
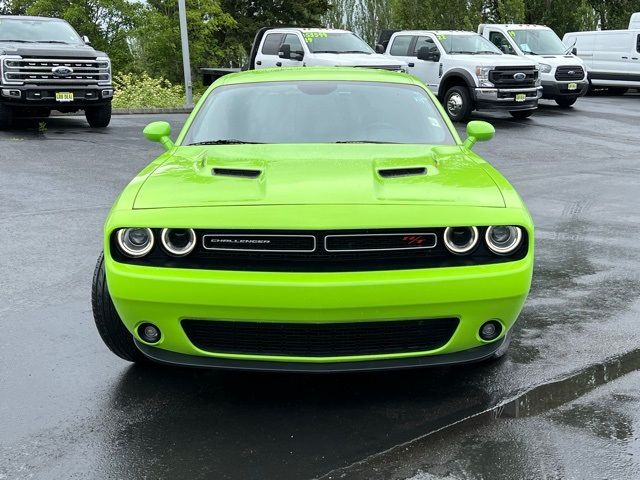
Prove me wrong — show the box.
[1,94,639,479]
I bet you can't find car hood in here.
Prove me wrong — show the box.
[0,41,104,58]
[527,54,585,67]
[313,53,407,67]
[133,144,505,209]
[472,54,537,67]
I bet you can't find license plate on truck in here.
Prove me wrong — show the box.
[55,92,74,102]
[568,83,577,90]
[515,93,526,102]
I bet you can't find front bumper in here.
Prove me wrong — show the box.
[0,85,113,109]
[541,80,588,98]
[106,253,533,369]
[474,86,542,111]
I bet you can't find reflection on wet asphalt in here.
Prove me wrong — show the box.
[1,94,639,479]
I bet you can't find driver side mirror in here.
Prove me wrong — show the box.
[417,46,440,62]
[572,47,578,56]
[463,121,495,149]
[278,44,291,59]
[143,121,174,151]
[82,35,91,45]
[375,44,385,54]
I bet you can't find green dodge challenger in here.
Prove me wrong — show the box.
[92,67,534,371]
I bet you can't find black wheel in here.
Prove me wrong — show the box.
[444,86,473,122]
[0,103,13,130]
[509,110,534,119]
[85,103,112,128]
[555,96,578,108]
[92,253,148,363]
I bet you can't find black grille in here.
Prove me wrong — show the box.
[2,57,110,85]
[325,233,436,252]
[182,318,459,356]
[555,66,584,81]
[489,65,537,88]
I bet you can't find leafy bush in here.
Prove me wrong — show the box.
[112,72,186,109]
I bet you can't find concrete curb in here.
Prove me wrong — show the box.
[51,107,192,117]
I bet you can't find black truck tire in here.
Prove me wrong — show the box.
[444,86,473,122]
[0,103,14,130]
[509,110,534,119]
[92,253,149,363]
[555,96,578,108]
[85,103,112,128]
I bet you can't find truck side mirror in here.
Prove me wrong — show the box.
[143,121,174,151]
[417,46,440,62]
[572,47,577,56]
[278,44,291,60]
[82,35,91,45]
[463,121,495,149]
[375,44,385,54]
[291,50,304,61]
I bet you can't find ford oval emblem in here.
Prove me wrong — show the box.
[52,66,74,77]
[513,72,526,81]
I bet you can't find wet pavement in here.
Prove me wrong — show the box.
[1,94,639,479]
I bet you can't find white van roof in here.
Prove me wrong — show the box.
[565,29,640,36]
[630,12,640,29]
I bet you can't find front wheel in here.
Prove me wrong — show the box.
[509,110,534,120]
[0,103,13,130]
[85,103,112,128]
[555,96,578,108]
[92,253,148,363]
[444,86,473,122]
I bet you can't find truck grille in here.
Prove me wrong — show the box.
[489,65,538,88]
[2,57,110,85]
[555,66,584,81]
[182,318,460,357]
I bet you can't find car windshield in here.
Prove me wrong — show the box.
[183,81,455,145]
[0,18,83,44]
[438,34,502,55]
[304,32,374,54]
[509,29,567,55]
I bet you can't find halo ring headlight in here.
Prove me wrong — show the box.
[485,226,523,255]
[116,228,154,257]
[443,226,479,255]
[161,228,196,257]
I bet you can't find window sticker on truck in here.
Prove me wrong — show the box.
[304,32,328,42]
[508,30,516,37]
[436,34,446,40]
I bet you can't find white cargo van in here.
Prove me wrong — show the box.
[630,13,640,29]
[478,24,588,107]
[563,29,640,93]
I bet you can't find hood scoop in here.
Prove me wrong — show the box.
[378,166,427,178]
[212,167,262,179]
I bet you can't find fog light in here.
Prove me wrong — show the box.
[479,320,502,341]
[138,323,161,343]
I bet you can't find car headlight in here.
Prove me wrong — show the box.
[161,228,196,257]
[475,66,494,88]
[116,228,154,257]
[443,226,479,255]
[485,226,523,255]
[538,63,552,74]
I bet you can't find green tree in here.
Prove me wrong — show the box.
[324,0,392,45]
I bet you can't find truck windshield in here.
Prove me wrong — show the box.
[0,19,83,44]
[438,34,501,55]
[183,81,455,145]
[509,29,567,55]
[304,32,374,54]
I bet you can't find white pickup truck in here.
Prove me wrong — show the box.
[377,30,541,121]
[201,27,407,85]
[478,24,588,107]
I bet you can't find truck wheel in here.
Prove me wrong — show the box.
[509,110,534,120]
[555,97,578,108]
[92,252,149,363]
[85,103,112,128]
[0,103,14,130]
[444,86,473,122]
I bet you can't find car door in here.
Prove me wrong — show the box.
[278,33,305,67]
[488,30,518,55]
[386,34,414,69]
[255,32,285,68]
[410,35,442,93]
[593,32,634,85]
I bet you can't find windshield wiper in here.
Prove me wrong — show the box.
[36,40,71,44]
[335,140,399,144]
[313,50,340,54]
[188,139,264,145]
[448,50,476,55]
[477,50,501,55]
[0,39,35,43]
[338,50,372,54]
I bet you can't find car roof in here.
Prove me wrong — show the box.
[490,24,551,30]
[394,30,478,36]
[270,28,352,34]
[219,67,417,86]
[0,15,65,22]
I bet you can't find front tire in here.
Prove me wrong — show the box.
[92,253,148,363]
[0,103,14,130]
[555,96,578,108]
[509,110,534,119]
[85,103,112,128]
[444,86,473,122]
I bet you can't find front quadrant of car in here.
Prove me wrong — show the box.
[93,67,534,372]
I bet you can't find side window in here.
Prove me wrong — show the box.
[283,33,304,54]
[413,36,437,56]
[389,35,412,56]
[637,34,640,54]
[489,32,516,54]
[261,33,285,55]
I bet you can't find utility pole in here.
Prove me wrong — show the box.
[178,0,193,107]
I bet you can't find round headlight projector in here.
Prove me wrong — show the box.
[116,228,154,257]
[161,228,196,256]
[443,226,479,254]
[485,226,522,255]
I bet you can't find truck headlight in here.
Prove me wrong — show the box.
[538,63,552,74]
[485,226,522,255]
[475,66,494,88]
[96,56,111,85]
[116,228,154,257]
